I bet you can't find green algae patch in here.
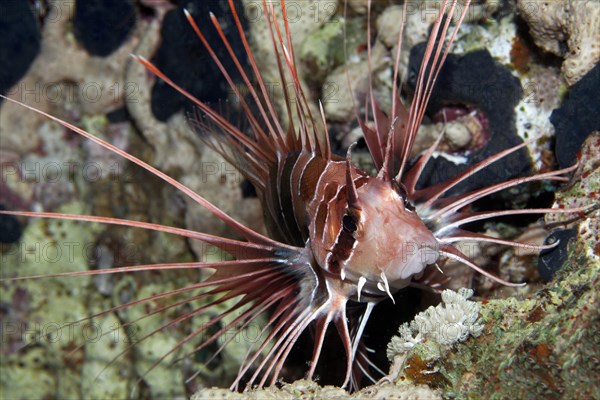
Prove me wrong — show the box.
[386,256,598,400]
[300,17,364,87]
[1,201,108,400]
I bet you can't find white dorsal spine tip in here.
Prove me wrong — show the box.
[357,276,367,302]
[435,263,444,274]
[281,44,291,60]
[380,272,395,304]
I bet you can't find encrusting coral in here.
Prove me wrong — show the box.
[516,0,600,86]
[193,379,443,400]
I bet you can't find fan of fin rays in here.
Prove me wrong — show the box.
[0,0,593,394]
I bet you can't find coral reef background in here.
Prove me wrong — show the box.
[1,1,598,399]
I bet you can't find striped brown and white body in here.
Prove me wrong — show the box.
[264,149,438,299]
[1,0,592,393]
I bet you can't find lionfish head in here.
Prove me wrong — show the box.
[312,151,439,303]
[347,177,439,295]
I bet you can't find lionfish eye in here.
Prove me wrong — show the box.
[393,181,407,198]
[393,181,414,211]
[342,214,358,233]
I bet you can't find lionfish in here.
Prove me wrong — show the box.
[0,0,589,393]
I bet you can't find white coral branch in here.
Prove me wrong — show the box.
[387,288,484,359]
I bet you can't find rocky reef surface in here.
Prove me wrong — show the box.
[1,1,598,399]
